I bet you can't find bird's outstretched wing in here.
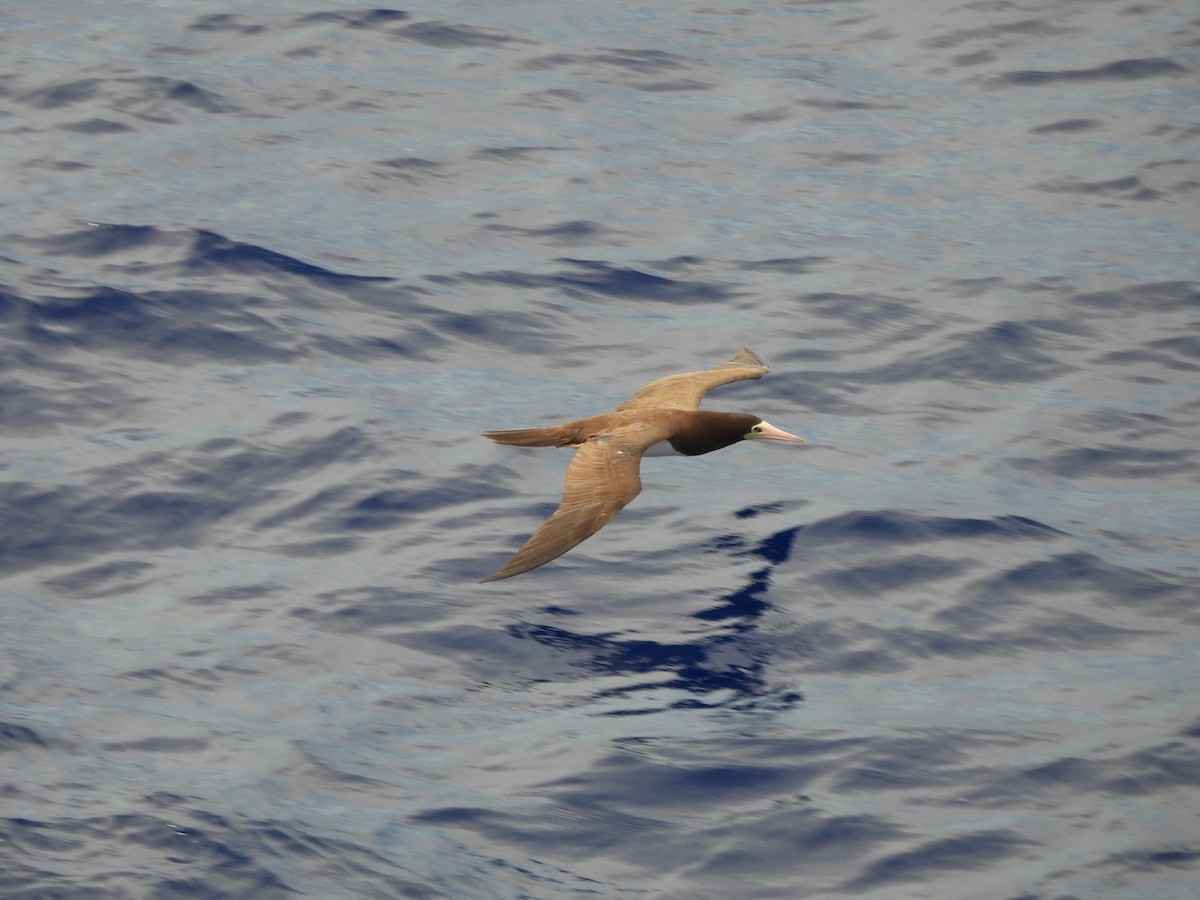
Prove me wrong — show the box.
[482,435,644,581]
[617,348,768,411]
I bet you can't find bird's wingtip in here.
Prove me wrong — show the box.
[480,565,516,583]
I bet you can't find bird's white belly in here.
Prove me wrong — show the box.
[643,439,685,457]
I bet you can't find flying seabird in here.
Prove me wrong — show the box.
[480,348,805,581]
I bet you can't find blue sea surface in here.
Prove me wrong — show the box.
[2,1,1198,897]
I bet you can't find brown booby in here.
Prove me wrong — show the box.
[481,348,805,582]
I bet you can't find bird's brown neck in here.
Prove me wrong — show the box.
[668,412,760,456]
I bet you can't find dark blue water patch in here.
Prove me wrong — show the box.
[16,77,102,109]
[432,309,556,346]
[523,48,689,74]
[688,529,800,622]
[734,502,785,519]
[311,330,445,362]
[789,603,1158,675]
[794,511,1066,549]
[1064,408,1178,442]
[17,75,241,120]
[919,17,1074,51]
[336,487,417,530]
[479,218,612,245]
[0,813,286,897]
[176,428,374,493]
[963,607,1136,654]
[11,230,447,364]
[90,227,434,321]
[0,481,230,576]
[990,57,1189,86]
[42,560,157,600]
[1035,174,1160,200]
[411,803,664,858]
[781,619,909,675]
[293,9,411,30]
[1029,117,1101,134]
[120,664,226,694]
[1,428,376,576]
[101,737,210,753]
[187,12,271,35]
[109,491,234,537]
[268,536,362,559]
[185,230,393,282]
[804,623,996,670]
[252,485,360,531]
[391,20,522,48]
[549,755,818,809]
[831,737,973,793]
[182,582,284,606]
[1014,756,1111,791]
[413,735,916,873]
[600,638,770,704]
[20,223,162,257]
[384,590,796,707]
[500,618,789,709]
[814,555,972,597]
[629,77,715,93]
[440,258,738,304]
[768,373,877,416]
[0,722,47,750]
[965,740,1200,809]
[472,147,570,162]
[643,254,707,270]
[32,285,155,328]
[0,286,20,320]
[695,551,796,625]
[793,291,923,332]
[840,830,1033,891]
[291,587,447,631]
[1100,334,1200,372]
[387,623,595,685]
[800,96,898,111]
[744,526,799,565]
[1071,280,1199,314]
[885,320,1071,384]
[734,105,794,124]
[967,551,1194,614]
[0,363,139,433]
[12,225,416,323]
[779,811,904,855]
[162,79,237,114]
[812,150,887,166]
[372,156,447,183]
[25,285,300,363]
[1007,445,1197,480]
[659,760,792,797]
[0,793,437,898]
[737,256,829,274]
[1103,846,1200,874]
[703,522,796,562]
[549,259,732,302]
[321,463,510,533]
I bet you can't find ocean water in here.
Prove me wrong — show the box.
[1,1,1198,897]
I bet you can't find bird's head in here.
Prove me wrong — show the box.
[744,419,806,443]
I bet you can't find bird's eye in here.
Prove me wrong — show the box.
[752,425,763,433]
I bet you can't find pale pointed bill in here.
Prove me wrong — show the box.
[753,421,806,443]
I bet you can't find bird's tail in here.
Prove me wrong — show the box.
[482,425,578,448]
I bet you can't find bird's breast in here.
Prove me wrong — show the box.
[642,438,687,458]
